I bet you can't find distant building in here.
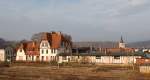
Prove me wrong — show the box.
[16,43,27,61]
[5,46,16,62]
[39,32,58,62]
[58,52,142,64]
[119,36,125,48]
[16,31,72,62]
[0,49,5,61]
[99,36,134,54]
[26,41,39,61]
[39,32,72,62]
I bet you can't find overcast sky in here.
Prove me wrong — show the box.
[0,0,150,42]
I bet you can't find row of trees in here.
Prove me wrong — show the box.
[0,32,72,49]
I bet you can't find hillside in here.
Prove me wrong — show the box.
[0,38,18,48]
[127,40,150,48]
[73,41,118,48]
[73,40,150,48]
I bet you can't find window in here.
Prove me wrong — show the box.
[42,50,44,54]
[54,49,56,53]
[45,43,48,47]
[51,49,55,54]
[32,56,34,61]
[20,49,22,52]
[46,50,48,54]
[62,56,67,60]
[114,56,120,59]
[96,56,101,59]
[46,56,49,61]
[54,56,56,61]
[26,56,28,60]
[61,42,64,47]
[51,49,53,53]
[36,56,39,61]
[42,43,44,47]
[51,56,53,60]
[41,56,44,61]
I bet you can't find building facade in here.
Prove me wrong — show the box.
[5,46,16,62]
[16,43,26,61]
[0,49,5,61]
[58,53,142,64]
[15,31,72,62]
[119,36,125,48]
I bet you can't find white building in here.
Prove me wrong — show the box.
[15,32,72,62]
[5,46,15,62]
[0,49,5,61]
[119,36,125,48]
[40,40,57,62]
[16,44,26,61]
[58,53,142,64]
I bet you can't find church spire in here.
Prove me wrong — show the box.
[119,36,125,48]
[120,36,124,43]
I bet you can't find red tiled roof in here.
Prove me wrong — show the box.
[26,41,39,55]
[16,41,40,55]
[40,32,72,49]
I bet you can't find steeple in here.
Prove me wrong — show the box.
[120,36,124,43]
[119,36,125,48]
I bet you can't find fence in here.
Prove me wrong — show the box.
[139,66,150,73]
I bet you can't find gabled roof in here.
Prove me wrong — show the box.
[40,31,72,49]
[26,41,39,55]
[16,41,40,55]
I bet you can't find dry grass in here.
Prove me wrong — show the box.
[0,63,149,80]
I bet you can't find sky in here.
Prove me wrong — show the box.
[0,0,150,42]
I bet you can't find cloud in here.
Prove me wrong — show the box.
[128,0,148,6]
[0,0,150,42]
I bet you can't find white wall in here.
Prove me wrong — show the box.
[58,56,141,64]
[16,49,26,61]
[95,56,141,64]
[119,43,125,48]
[40,40,58,61]
[0,49,5,61]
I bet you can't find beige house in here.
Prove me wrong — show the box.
[0,49,5,61]
[16,44,26,61]
[15,31,72,62]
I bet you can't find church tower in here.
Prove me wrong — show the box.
[119,36,125,48]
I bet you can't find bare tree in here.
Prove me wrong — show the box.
[31,32,43,42]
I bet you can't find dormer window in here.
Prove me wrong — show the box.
[20,49,22,52]
[42,43,44,47]
[45,43,48,47]
[41,42,49,47]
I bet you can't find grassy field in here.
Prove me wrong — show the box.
[0,62,149,80]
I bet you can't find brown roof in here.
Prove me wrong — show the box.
[40,32,72,49]
[26,41,39,55]
[17,41,40,55]
[16,31,72,54]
